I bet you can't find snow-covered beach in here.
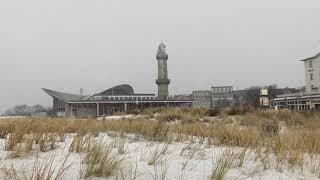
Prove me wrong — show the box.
[0,132,319,180]
[0,109,320,180]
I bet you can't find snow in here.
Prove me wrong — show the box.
[0,133,319,180]
[0,116,26,119]
[97,114,139,120]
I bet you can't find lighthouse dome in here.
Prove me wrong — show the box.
[158,42,166,54]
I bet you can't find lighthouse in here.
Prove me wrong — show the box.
[156,42,170,100]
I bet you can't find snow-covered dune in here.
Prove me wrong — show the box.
[0,116,26,119]
[0,133,318,180]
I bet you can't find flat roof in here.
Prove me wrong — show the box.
[68,100,194,104]
[212,86,233,88]
[272,94,320,101]
[93,94,155,96]
[276,92,320,98]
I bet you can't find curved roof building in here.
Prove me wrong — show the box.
[89,84,135,99]
[43,43,193,117]
[43,83,192,117]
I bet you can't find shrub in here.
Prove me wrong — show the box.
[82,142,126,178]
[206,108,220,117]
[221,107,253,116]
[261,119,279,136]
[151,121,169,141]
[3,153,71,180]
[127,109,141,115]
[211,124,260,147]
[0,122,15,139]
[5,132,25,151]
[186,108,207,118]
[69,133,94,153]
[38,133,57,152]
[157,108,199,123]
[210,149,236,180]
[157,109,182,122]
[8,135,34,158]
[147,143,170,166]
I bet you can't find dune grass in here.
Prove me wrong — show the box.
[82,141,126,178]
[1,108,320,177]
[210,149,236,180]
[2,153,71,180]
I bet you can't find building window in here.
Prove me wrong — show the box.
[310,73,313,80]
[310,61,313,68]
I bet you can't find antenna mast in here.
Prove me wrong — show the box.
[80,88,83,97]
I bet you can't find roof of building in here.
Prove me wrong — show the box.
[212,86,233,88]
[68,99,194,103]
[43,84,156,102]
[42,88,85,102]
[301,52,320,61]
[271,92,320,101]
[89,84,134,99]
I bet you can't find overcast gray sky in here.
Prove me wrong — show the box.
[1,0,320,112]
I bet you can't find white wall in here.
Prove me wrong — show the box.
[304,55,320,93]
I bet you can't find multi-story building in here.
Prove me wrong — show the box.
[271,52,320,110]
[192,90,212,108]
[303,52,320,93]
[211,86,234,107]
[192,86,235,108]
